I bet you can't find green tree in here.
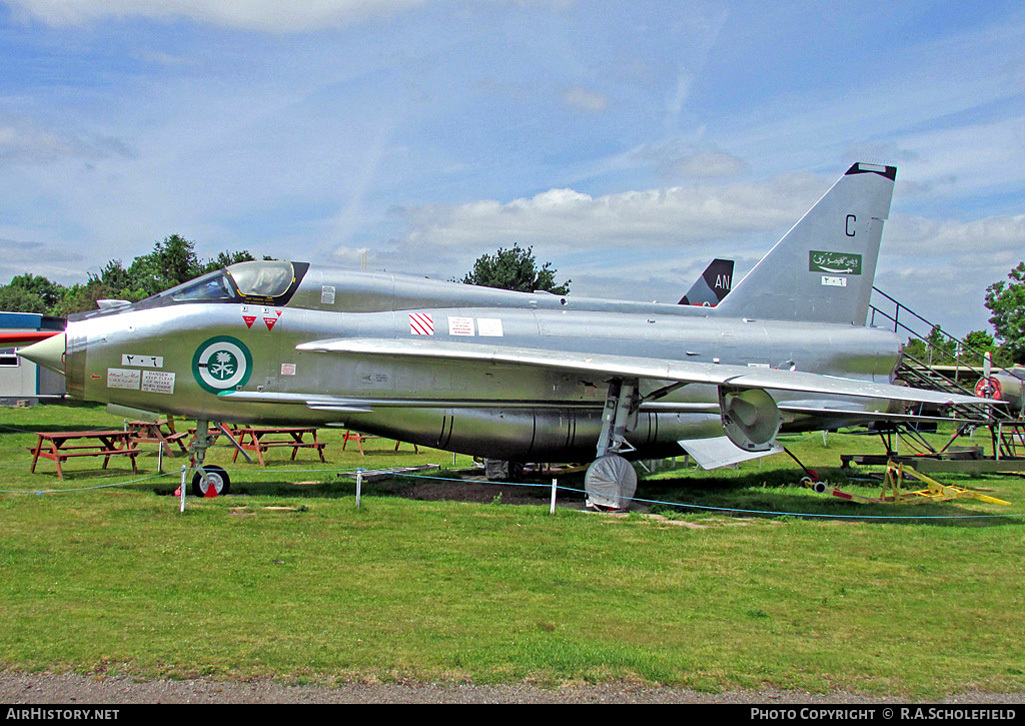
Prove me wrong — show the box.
[53,280,121,317]
[0,273,65,313]
[205,249,256,273]
[461,244,570,295]
[95,260,136,294]
[963,329,995,351]
[985,261,1025,364]
[126,234,205,297]
[959,330,995,366]
[0,284,49,313]
[921,324,957,365]
[0,236,257,316]
[903,337,927,361]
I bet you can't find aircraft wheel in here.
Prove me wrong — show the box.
[192,465,231,497]
[584,454,637,511]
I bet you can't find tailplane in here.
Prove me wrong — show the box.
[714,163,896,325]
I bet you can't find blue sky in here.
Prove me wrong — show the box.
[1,0,1023,338]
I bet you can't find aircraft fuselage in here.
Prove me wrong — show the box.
[54,266,902,462]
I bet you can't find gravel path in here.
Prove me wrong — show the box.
[2,672,1023,704]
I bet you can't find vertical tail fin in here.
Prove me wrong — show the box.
[679,258,734,306]
[714,163,896,325]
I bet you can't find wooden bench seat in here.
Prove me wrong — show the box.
[29,430,141,480]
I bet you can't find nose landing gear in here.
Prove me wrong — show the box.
[186,419,239,497]
[192,463,230,497]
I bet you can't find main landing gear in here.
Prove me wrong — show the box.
[584,376,690,510]
[585,378,644,510]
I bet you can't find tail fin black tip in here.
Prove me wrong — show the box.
[845,162,897,181]
[679,258,734,306]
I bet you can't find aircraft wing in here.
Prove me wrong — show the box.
[777,401,992,423]
[294,337,996,409]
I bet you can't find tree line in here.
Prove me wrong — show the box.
[0,235,254,317]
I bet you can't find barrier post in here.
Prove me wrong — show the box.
[356,469,363,509]
[550,478,557,515]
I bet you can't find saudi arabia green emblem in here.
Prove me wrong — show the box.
[193,336,253,393]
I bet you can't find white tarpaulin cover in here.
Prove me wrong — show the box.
[584,455,637,510]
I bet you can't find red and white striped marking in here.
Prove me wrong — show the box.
[409,313,434,335]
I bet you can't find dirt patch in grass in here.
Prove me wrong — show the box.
[374,474,584,507]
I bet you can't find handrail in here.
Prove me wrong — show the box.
[870,286,1020,380]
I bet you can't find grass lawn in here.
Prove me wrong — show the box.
[1,401,1024,697]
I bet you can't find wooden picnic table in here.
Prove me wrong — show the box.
[187,423,241,441]
[231,426,327,466]
[126,420,189,457]
[342,430,419,455]
[29,430,140,480]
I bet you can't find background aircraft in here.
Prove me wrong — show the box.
[21,163,992,507]
[678,259,734,306]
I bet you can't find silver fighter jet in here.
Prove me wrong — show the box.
[21,163,994,504]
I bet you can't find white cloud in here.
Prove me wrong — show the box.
[3,0,425,32]
[563,86,608,113]
[400,173,824,251]
[0,123,132,165]
[888,214,1025,258]
[391,174,1025,337]
[0,237,86,282]
[665,150,749,180]
[871,212,1025,337]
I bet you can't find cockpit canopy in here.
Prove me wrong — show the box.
[228,260,297,298]
[169,260,299,303]
[70,260,309,321]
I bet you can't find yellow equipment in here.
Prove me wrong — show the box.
[811,462,1011,506]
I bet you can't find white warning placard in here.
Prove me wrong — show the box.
[477,318,504,337]
[141,370,176,395]
[107,368,141,390]
[448,316,475,336]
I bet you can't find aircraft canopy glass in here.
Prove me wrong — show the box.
[228,261,295,298]
[67,259,307,322]
[169,271,235,302]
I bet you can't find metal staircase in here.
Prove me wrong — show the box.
[867,287,1025,465]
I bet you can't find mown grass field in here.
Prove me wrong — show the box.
[1,401,1024,697]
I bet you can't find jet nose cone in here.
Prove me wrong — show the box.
[20,332,66,374]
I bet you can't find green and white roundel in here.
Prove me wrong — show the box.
[192,336,253,393]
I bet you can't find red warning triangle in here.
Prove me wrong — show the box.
[243,315,256,328]
[264,317,277,331]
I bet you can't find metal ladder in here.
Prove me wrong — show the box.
[869,287,1025,456]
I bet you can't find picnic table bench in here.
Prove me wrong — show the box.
[231,426,327,466]
[126,420,190,457]
[187,424,242,442]
[29,430,141,480]
[342,430,419,455]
